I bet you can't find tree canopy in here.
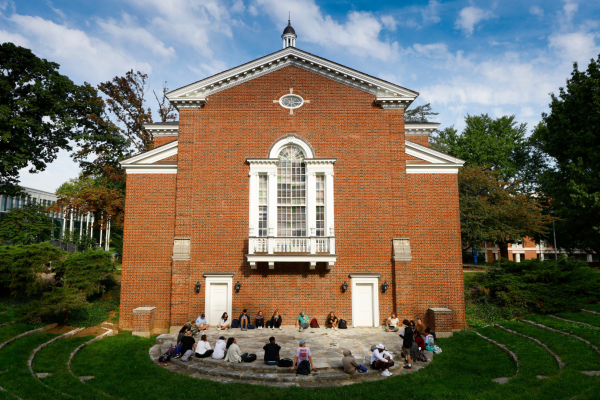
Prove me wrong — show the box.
[532,56,600,255]
[0,43,81,195]
[0,203,55,245]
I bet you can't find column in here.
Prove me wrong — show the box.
[79,213,83,237]
[325,172,334,237]
[267,171,277,237]
[306,171,316,248]
[61,213,66,239]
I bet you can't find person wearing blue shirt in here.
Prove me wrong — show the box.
[195,313,210,332]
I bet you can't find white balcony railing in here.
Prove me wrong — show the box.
[249,236,335,255]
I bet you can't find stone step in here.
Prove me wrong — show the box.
[150,344,429,387]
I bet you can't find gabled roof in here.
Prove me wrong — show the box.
[405,140,464,174]
[120,141,178,174]
[167,47,419,109]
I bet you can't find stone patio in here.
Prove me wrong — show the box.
[151,326,433,387]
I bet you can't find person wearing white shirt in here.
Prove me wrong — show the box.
[385,313,400,332]
[194,334,213,358]
[370,344,394,377]
[217,312,230,330]
[212,336,227,360]
[195,313,209,332]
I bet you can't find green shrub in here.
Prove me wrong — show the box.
[469,258,600,315]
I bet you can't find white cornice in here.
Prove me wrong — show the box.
[167,48,418,105]
[123,164,177,174]
[246,158,279,165]
[121,141,179,165]
[144,123,179,136]
[405,123,440,136]
[170,98,206,111]
[405,140,465,164]
[304,158,336,165]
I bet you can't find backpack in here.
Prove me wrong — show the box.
[310,318,320,328]
[231,319,239,329]
[248,325,255,329]
[158,352,171,363]
[244,354,257,363]
[278,358,293,368]
[296,360,311,375]
[338,319,347,329]
[357,364,368,373]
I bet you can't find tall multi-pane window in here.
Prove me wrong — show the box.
[277,145,306,237]
[315,175,325,236]
[258,175,268,237]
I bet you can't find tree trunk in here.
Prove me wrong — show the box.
[64,306,69,324]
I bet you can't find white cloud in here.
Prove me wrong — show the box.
[9,14,152,81]
[455,6,495,37]
[0,29,29,47]
[97,13,176,59]
[252,0,399,61]
[548,31,600,65]
[561,0,578,26]
[231,0,245,14]
[381,15,397,31]
[422,0,441,24]
[529,5,544,17]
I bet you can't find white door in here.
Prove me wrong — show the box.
[354,283,374,326]
[209,283,228,326]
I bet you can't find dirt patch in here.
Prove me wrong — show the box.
[46,324,108,337]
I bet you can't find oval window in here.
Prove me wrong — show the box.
[279,94,304,109]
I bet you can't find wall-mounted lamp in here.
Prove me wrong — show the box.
[342,281,348,292]
[382,281,389,292]
[235,281,241,291]
[194,282,201,294]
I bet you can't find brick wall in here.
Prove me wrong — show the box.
[120,65,466,331]
[153,136,178,148]
[406,135,429,147]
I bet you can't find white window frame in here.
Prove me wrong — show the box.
[248,137,335,239]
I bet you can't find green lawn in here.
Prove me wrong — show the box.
[0,311,598,400]
[583,304,600,313]
[554,311,600,327]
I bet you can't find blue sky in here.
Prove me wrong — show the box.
[3,0,600,192]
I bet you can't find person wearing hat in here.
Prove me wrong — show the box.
[370,344,394,377]
[291,340,316,372]
[212,336,227,359]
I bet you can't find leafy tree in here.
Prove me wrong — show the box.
[28,285,87,324]
[153,82,178,123]
[433,114,540,187]
[0,243,64,296]
[53,249,114,297]
[0,43,81,195]
[459,165,551,257]
[405,103,439,122]
[429,126,457,154]
[0,204,55,245]
[532,56,600,256]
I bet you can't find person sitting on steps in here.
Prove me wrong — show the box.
[212,336,226,360]
[255,311,265,330]
[239,309,250,331]
[371,343,394,377]
[175,324,191,357]
[267,310,282,331]
[194,334,214,358]
[263,336,281,365]
[342,349,360,374]
[296,311,310,332]
[385,312,400,332]
[224,337,248,363]
[217,312,230,330]
[291,340,316,373]
[195,313,209,333]
[179,330,197,362]
[326,311,339,330]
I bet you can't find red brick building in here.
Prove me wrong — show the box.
[119,23,466,336]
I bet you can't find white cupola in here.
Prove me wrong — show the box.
[281,14,297,48]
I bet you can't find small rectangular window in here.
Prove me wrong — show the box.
[258,175,268,237]
[316,175,325,236]
[173,238,191,260]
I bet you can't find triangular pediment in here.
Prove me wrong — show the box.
[120,141,178,174]
[167,47,418,109]
[405,140,465,174]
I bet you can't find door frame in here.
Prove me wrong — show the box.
[204,274,233,326]
[350,274,380,328]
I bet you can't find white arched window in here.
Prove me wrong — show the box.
[246,136,337,269]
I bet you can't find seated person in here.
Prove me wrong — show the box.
[175,324,190,356]
[342,349,360,374]
[194,334,213,358]
[326,311,339,330]
[296,311,310,331]
[195,313,209,332]
[370,344,394,377]
[239,309,250,331]
[255,311,265,330]
[290,340,316,372]
[179,330,197,362]
[414,330,426,350]
[267,310,282,331]
[212,336,227,359]
[415,319,427,338]
[224,337,248,363]
[217,312,230,330]
[263,336,281,365]
[385,313,400,332]
[425,327,436,341]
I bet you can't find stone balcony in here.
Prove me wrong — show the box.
[246,236,338,269]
